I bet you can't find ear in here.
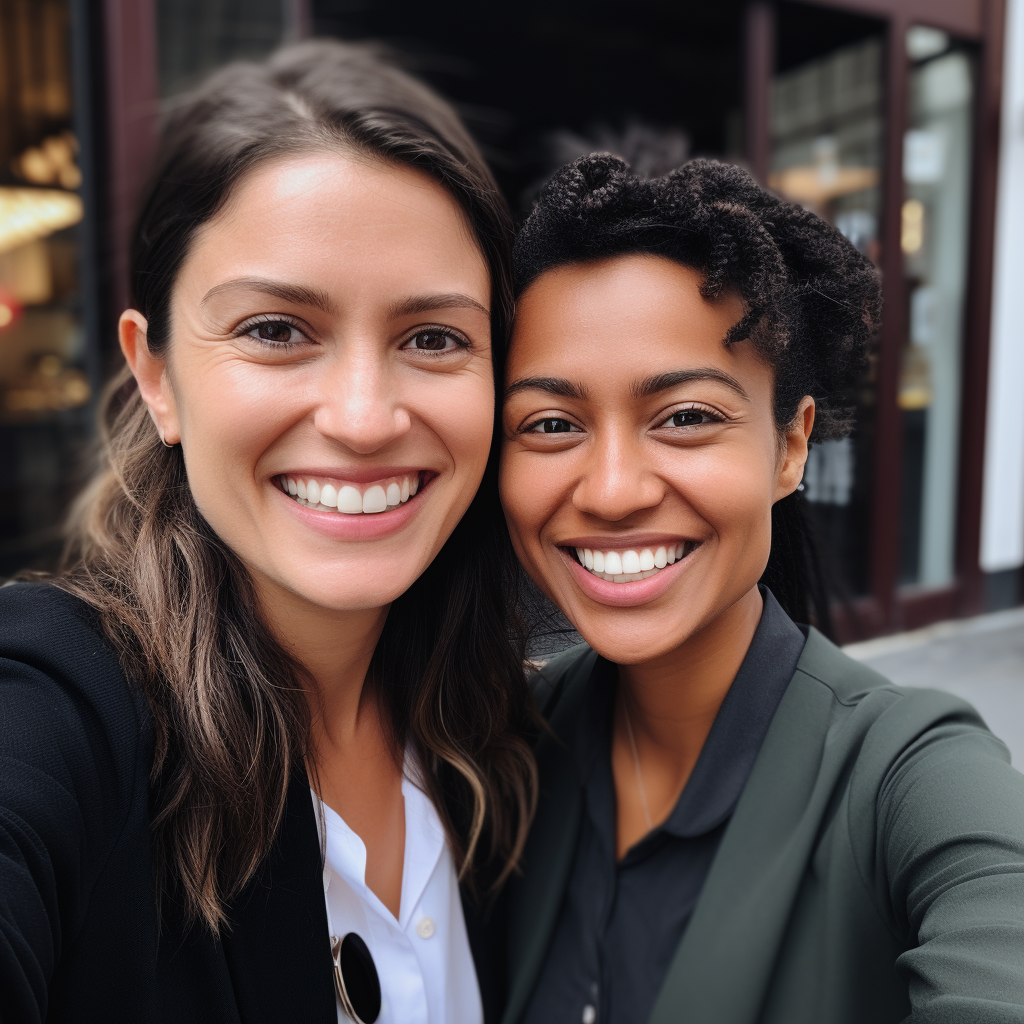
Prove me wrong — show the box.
[773,396,815,502]
[119,310,180,445]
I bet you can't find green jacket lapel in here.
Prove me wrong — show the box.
[647,629,883,1023]
[502,646,597,1024]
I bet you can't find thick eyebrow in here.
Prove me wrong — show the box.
[388,293,490,319]
[200,277,334,314]
[631,368,750,401]
[504,376,590,401]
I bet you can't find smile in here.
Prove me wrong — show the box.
[570,542,702,583]
[277,472,422,514]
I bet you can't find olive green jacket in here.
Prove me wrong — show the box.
[503,628,1024,1024]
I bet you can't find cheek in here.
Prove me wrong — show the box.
[498,448,553,561]
[675,444,778,549]
[420,374,495,486]
[174,362,301,485]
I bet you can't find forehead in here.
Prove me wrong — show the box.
[178,151,489,302]
[510,254,748,376]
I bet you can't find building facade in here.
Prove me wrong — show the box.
[0,0,1019,638]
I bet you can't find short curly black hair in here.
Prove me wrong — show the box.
[513,154,882,441]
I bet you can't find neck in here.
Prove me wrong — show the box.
[253,574,389,748]
[618,585,764,774]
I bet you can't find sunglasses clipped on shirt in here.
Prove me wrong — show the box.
[331,932,381,1024]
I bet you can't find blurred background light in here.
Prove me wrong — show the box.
[0,188,83,255]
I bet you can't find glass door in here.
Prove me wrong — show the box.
[769,6,886,597]
[898,27,976,588]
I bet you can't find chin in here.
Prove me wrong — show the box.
[274,560,426,613]
[570,612,694,666]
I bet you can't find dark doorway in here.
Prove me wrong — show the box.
[313,0,746,212]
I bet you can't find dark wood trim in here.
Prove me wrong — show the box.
[869,15,911,629]
[831,595,886,644]
[897,584,959,630]
[283,0,314,41]
[744,1,775,184]
[69,0,107,394]
[807,0,983,39]
[955,0,1007,616]
[102,0,159,321]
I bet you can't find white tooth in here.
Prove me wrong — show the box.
[401,476,410,502]
[584,548,594,570]
[604,551,623,576]
[639,549,655,571]
[409,475,419,496]
[654,546,667,568]
[296,479,307,500]
[286,477,298,496]
[592,550,605,573]
[387,482,401,506]
[676,543,685,560]
[337,486,362,514]
[667,547,676,565]
[625,572,642,582]
[622,550,641,574]
[362,485,387,513]
[576,547,585,564]
[320,484,338,507]
[306,479,321,505]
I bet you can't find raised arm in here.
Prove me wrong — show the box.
[879,712,1024,1021]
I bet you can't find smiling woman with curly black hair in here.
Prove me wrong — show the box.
[498,154,1024,1024]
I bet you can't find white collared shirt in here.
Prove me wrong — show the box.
[313,774,483,1024]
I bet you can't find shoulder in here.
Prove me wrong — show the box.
[1,578,106,649]
[0,580,151,762]
[790,626,985,730]
[786,627,1013,796]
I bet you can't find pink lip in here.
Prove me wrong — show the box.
[560,544,700,608]
[274,476,429,540]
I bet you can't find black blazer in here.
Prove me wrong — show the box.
[0,582,504,1023]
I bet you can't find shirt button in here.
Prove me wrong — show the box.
[416,916,435,939]
[582,1006,596,1024]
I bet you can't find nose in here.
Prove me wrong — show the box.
[312,344,412,455]
[572,429,665,522]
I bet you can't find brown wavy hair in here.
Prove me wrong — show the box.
[54,40,536,931]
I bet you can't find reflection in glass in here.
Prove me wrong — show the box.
[898,34,975,587]
[770,34,884,595]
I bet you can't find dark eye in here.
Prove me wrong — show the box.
[530,418,576,434]
[246,321,301,345]
[668,410,710,427]
[406,330,461,352]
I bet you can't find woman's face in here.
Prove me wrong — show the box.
[500,255,812,665]
[125,152,494,615]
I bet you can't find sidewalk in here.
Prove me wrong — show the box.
[844,606,1024,767]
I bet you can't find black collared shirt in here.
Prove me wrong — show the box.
[525,589,807,1024]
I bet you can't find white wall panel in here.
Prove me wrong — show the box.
[981,0,1024,572]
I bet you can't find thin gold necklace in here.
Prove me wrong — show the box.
[622,697,654,832]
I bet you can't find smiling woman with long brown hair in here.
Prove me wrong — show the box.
[0,41,534,1024]
[499,154,1024,1024]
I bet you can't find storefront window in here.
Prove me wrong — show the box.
[898,29,975,588]
[0,0,90,575]
[770,28,884,596]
